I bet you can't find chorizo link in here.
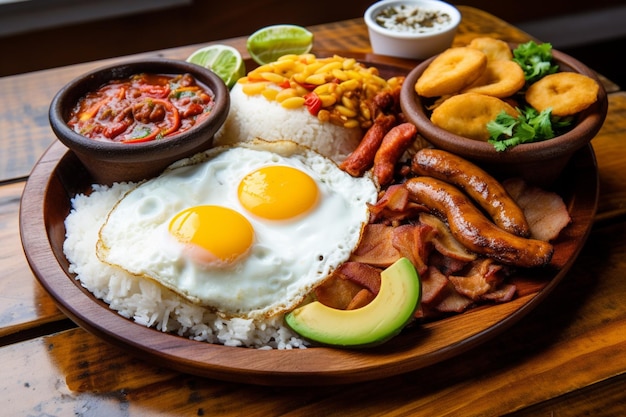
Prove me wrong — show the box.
[339,114,396,177]
[412,148,531,237]
[405,176,553,268]
[373,122,417,186]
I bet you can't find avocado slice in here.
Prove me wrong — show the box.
[285,257,421,348]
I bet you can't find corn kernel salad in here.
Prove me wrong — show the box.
[237,53,403,129]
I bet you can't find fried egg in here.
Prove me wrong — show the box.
[97,139,378,318]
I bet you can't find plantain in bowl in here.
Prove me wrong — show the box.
[400,42,608,186]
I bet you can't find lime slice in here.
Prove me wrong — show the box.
[186,44,245,88]
[247,24,314,65]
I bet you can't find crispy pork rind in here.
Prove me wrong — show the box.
[430,92,519,141]
[525,72,599,117]
[461,59,526,98]
[468,37,513,61]
[415,47,488,97]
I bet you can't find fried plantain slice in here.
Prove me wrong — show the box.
[415,47,488,97]
[431,92,519,141]
[525,72,599,116]
[461,59,526,98]
[468,37,513,61]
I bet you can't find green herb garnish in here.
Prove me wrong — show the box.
[512,41,559,84]
[487,107,573,151]
[484,41,571,151]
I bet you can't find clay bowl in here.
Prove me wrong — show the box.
[400,47,608,185]
[49,58,230,185]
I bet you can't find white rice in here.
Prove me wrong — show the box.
[63,85,368,349]
[214,83,363,163]
[63,182,310,349]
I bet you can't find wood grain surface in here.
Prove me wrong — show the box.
[2,7,626,416]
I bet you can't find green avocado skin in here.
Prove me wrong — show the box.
[285,257,421,348]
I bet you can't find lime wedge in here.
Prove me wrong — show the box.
[247,24,314,65]
[186,44,245,88]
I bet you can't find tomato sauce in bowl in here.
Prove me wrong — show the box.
[49,58,230,184]
[67,73,215,143]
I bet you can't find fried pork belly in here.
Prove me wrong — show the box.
[503,178,571,242]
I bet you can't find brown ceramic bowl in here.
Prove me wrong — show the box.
[400,47,608,185]
[49,58,230,185]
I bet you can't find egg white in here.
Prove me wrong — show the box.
[97,139,378,319]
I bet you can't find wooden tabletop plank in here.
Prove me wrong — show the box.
[2,7,626,416]
[0,181,65,339]
[592,92,626,222]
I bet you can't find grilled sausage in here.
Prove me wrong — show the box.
[411,148,531,237]
[373,122,417,186]
[340,114,396,177]
[405,176,553,268]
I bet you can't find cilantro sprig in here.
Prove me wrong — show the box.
[512,40,559,84]
[487,107,573,152]
[483,41,572,151]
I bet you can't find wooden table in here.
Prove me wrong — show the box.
[2,6,626,416]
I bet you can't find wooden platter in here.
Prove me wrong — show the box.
[19,54,599,386]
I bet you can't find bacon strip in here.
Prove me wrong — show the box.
[420,266,450,304]
[418,213,477,262]
[432,283,474,313]
[391,223,435,276]
[314,262,382,310]
[333,261,381,295]
[482,284,517,303]
[503,177,571,242]
[368,184,428,224]
[350,224,400,267]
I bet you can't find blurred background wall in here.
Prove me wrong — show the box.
[1,0,624,87]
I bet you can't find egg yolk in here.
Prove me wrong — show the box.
[168,205,254,264]
[238,166,319,220]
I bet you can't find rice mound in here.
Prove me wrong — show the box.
[63,182,310,349]
[62,86,367,349]
[214,83,363,163]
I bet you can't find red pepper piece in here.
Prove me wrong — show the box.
[122,99,180,143]
[298,82,318,91]
[304,92,322,116]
